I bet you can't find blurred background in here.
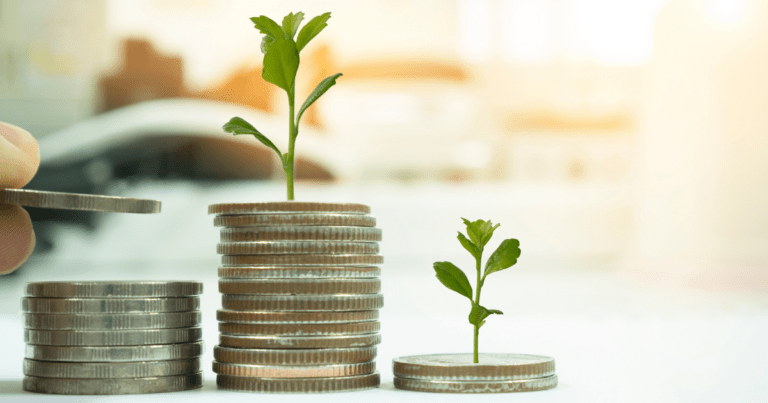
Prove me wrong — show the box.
[0,0,766,400]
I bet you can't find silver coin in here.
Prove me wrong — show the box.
[214,346,377,365]
[24,358,201,378]
[393,374,558,393]
[220,294,384,311]
[219,333,381,349]
[26,281,203,298]
[392,353,556,381]
[214,213,376,228]
[218,266,381,279]
[24,311,202,330]
[217,241,380,255]
[23,373,203,395]
[0,188,161,214]
[218,279,380,295]
[216,372,380,393]
[213,361,376,378]
[218,321,380,337]
[220,226,382,242]
[216,310,379,324]
[22,297,200,314]
[222,254,383,266]
[25,327,203,346]
[209,201,370,215]
[25,342,205,362]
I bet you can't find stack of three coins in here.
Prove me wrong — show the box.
[209,202,384,393]
[22,281,204,395]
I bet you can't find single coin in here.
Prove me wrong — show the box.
[216,310,379,324]
[393,374,558,393]
[24,312,202,330]
[220,226,382,242]
[216,372,380,393]
[221,294,384,311]
[214,214,376,228]
[25,327,203,346]
[218,266,381,279]
[218,321,380,337]
[26,281,203,298]
[392,354,556,381]
[219,333,381,349]
[222,254,383,266]
[214,346,377,365]
[209,201,370,216]
[217,241,380,255]
[0,188,161,214]
[218,279,380,295]
[213,361,376,379]
[24,358,201,378]
[22,297,200,314]
[23,373,203,395]
[25,342,205,362]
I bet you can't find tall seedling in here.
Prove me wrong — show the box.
[223,12,342,200]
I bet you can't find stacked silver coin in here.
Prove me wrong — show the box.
[22,281,204,395]
[209,202,383,393]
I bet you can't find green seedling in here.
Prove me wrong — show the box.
[433,218,521,363]
[223,12,342,200]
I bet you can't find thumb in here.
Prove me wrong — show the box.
[0,121,40,189]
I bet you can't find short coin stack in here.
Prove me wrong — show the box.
[22,281,204,395]
[209,202,383,393]
[393,353,558,393]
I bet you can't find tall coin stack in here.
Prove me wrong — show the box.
[22,281,204,395]
[209,202,383,393]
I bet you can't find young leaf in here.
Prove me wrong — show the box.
[250,16,285,40]
[296,12,331,52]
[262,38,299,92]
[223,117,282,158]
[433,261,473,300]
[461,218,499,248]
[296,73,342,126]
[484,238,521,277]
[457,232,480,260]
[468,304,503,326]
[281,12,305,40]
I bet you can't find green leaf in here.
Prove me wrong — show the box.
[457,232,480,260]
[296,73,342,126]
[260,36,275,54]
[281,12,305,40]
[484,238,521,277]
[223,117,282,158]
[468,304,503,326]
[433,261,473,300]
[461,218,499,249]
[250,16,285,40]
[262,38,299,92]
[296,12,331,52]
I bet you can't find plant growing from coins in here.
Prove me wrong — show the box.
[223,12,342,200]
[433,218,521,364]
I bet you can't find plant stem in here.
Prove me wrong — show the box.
[286,87,296,200]
[474,251,482,364]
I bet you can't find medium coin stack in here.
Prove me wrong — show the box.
[22,281,204,395]
[393,353,558,393]
[209,202,383,393]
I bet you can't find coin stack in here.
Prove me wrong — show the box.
[393,353,558,393]
[209,202,383,393]
[22,281,204,395]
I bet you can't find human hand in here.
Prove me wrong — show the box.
[0,121,40,274]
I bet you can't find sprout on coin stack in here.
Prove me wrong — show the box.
[209,202,383,393]
[21,281,204,395]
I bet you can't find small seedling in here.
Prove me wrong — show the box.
[223,12,342,200]
[433,218,521,363]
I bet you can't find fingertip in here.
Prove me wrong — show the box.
[0,121,40,188]
[0,204,36,275]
